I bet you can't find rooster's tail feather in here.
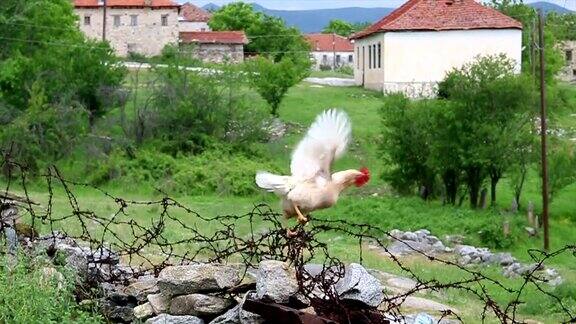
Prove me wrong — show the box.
[255,171,292,195]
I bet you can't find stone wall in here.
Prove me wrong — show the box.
[76,7,180,57]
[182,43,245,64]
[179,21,210,32]
[559,40,576,83]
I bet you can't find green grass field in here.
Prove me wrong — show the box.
[6,76,576,322]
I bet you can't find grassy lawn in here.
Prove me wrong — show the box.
[309,70,354,79]
[8,75,575,322]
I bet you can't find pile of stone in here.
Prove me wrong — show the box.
[455,245,563,286]
[386,229,453,256]
[375,228,562,287]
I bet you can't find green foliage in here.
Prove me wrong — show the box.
[245,56,310,116]
[477,220,516,249]
[547,140,576,203]
[547,12,576,41]
[0,82,88,171]
[0,0,125,125]
[489,0,564,80]
[208,2,310,63]
[383,55,536,208]
[140,62,267,154]
[379,95,439,197]
[0,254,102,323]
[322,19,355,37]
[89,148,280,196]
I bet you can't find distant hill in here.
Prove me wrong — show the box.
[201,3,393,33]
[200,1,572,33]
[527,1,573,14]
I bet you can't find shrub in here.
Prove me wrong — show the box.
[0,254,102,323]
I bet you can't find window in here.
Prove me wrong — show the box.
[322,54,328,64]
[84,15,91,26]
[113,15,121,27]
[368,45,372,69]
[377,42,381,68]
[373,45,377,69]
[573,69,576,76]
[336,55,341,65]
[348,54,353,63]
[130,15,138,26]
[567,50,573,62]
[161,14,168,26]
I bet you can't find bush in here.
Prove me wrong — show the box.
[0,254,102,323]
[139,62,267,154]
[88,148,280,196]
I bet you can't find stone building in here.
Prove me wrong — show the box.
[179,2,211,32]
[179,31,248,63]
[350,0,522,98]
[559,40,576,83]
[305,33,354,70]
[74,0,180,57]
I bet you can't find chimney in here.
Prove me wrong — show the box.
[144,0,152,6]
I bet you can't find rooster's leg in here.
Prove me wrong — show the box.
[293,203,308,224]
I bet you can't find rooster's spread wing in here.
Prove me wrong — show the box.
[290,109,351,181]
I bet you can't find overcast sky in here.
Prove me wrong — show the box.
[188,0,576,11]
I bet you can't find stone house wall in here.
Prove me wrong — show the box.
[179,21,210,32]
[181,44,244,64]
[559,40,576,83]
[76,7,179,57]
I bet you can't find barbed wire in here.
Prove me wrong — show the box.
[0,154,575,323]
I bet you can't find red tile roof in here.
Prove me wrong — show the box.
[305,33,354,52]
[351,0,522,39]
[180,31,248,44]
[73,0,179,9]
[180,2,211,22]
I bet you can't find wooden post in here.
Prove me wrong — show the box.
[102,0,107,41]
[527,201,535,227]
[503,220,510,237]
[538,9,550,251]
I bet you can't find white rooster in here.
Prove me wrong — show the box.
[255,109,370,235]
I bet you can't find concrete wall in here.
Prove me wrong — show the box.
[354,33,385,91]
[559,40,576,83]
[354,29,523,96]
[76,7,179,56]
[179,21,210,32]
[310,51,354,70]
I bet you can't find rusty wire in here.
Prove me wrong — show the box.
[0,153,575,324]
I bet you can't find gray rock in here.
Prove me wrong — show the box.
[82,246,119,265]
[443,234,465,245]
[146,314,204,324]
[148,293,171,314]
[400,232,419,242]
[389,229,403,239]
[494,253,515,266]
[169,294,233,316]
[209,291,264,324]
[256,260,299,304]
[388,240,431,256]
[335,263,383,308]
[459,255,472,266]
[134,302,154,320]
[57,245,89,279]
[4,227,18,255]
[385,276,418,293]
[431,241,446,252]
[158,264,241,296]
[101,299,135,323]
[455,245,477,256]
[525,227,537,236]
[126,277,159,302]
[426,235,440,245]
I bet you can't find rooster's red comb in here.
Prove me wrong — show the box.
[355,167,370,187]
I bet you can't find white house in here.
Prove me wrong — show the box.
[350,0,523,97]
[74,0,180,57]
[179,2,211,32]
[305,33,354,70]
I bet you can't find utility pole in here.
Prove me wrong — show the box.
[332,33,336,70]
[538,9,550,251]
[102,0,107,41]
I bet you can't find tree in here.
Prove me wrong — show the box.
[490,0,563,80]
[0,0,125,127]
[209,2,310,63]
[322,19,354,37]
[438,54,535,208]
[547,12,576,41]
[245,56,308,117]
[0,0,125,169]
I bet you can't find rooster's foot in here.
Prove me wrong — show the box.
[286,228,298,238]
